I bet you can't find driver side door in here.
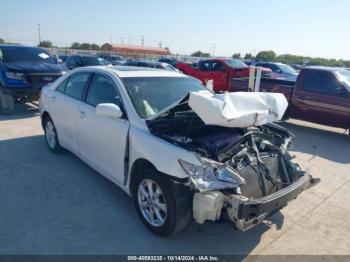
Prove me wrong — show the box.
[77,73,129,185]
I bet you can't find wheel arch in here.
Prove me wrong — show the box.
[41,111,51,129]
[128,158,189,196]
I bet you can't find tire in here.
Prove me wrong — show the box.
[43,116,63,153]
[0,87,14,115]
[133,168,192,236]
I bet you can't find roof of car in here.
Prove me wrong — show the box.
[303,66,349,72]
[84,65,185,78]
[0,44,45,49]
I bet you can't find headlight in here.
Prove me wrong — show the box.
[178,158,245,191]
[6,71,24,80]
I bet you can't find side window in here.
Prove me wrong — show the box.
[86,74,121,107]
[56,78,68,93]
[212,62,225,71]
[64,72,90,100]
[200,61,212,71]
[301,70,342,95]
[67,56,82,69]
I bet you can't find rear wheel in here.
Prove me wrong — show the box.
[0,87,14,115]
[133,168,192,236]
[44,116,63,153]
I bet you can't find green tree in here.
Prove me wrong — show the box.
[90,43,100,50]
[256,50,277,62]
[79,43,92,50]
[0,38,5,44]
[101,43,113,51]
[71,42,81,49]
[191,50,210,58]
[232,53,241,59]
[38,40,53,48]
[244,53,254,59]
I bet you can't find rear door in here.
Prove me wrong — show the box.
[198,60,227,91]
[77,73,129,185]
[291,69,349,128]
[49,72,91,153]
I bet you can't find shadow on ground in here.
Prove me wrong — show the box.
[0,135,285,255]
[0,102,39,121]
[279,121,350,164]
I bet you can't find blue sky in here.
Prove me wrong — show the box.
[0,0,349,59]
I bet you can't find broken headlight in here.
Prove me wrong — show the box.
[178,158,245,191]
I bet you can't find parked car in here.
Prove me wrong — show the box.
[0,44,66,114]
[58,55,68,64]
[100,55,125,65]
[231,66,350,131]
[39,66,318,236]
[176,58,272,92]
[158,57,179,68]
[63,55,106,70]
[254,62,299,81]
[124,60,179,72]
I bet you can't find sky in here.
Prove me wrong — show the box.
[0,0,349,60]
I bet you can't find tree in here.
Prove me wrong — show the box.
[71,42,81,49]
[232,53,241,59]
[101,43,113,51]
[91,43,100,50]
[244,53,254,59]
[0,38,5,44]
[38,40,53,48]
[79,43,92,50]
[191,50,210,58]
[256,50,277,62]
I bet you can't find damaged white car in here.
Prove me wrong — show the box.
[39,66,319,236]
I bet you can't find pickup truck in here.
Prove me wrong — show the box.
[0,45,66,114]
[231,66,350,131]
[176,58,272,92]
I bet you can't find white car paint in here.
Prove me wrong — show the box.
[39,66,201,194]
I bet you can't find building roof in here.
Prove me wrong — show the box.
[104,44,169,55]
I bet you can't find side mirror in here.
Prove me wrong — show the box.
[96,103,123,119]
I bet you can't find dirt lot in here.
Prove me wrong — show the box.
[0,103,349,255]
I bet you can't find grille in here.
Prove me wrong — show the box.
[25,74,62,84]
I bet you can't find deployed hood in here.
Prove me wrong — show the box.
[148,91,288,128]
[188,91,288,128]
[3,62,66,74]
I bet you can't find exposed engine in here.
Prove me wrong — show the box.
[148,111,302,199]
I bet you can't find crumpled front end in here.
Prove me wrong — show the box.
[147,92,319,231]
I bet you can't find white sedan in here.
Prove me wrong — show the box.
[39,66,317,236]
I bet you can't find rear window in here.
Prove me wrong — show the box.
[82,56,101,66]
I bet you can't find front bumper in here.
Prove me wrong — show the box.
[193,174,320,231]
[1,85,42,98]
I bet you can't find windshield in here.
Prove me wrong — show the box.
[278,64,297,74]
[162,64,177,71]
[337,70,350,88]
[224,59,248,68]
[0,46,56,64]
[122,77,206,118]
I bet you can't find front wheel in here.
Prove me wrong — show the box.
[44,116,63,153]
[133,169,192,236]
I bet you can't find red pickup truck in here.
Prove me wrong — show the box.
[177,58,271,92]
[231,66,350,131]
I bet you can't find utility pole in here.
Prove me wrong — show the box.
[129,37,131,45]
[211,44,216,57]
[110,36,113,44]
[159,41,162,48]
[121,37,124,45]
[141,35,144,46]
[37,23,41,44]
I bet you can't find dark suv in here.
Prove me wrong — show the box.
[0,45,66,114]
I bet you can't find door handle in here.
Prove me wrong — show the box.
[51,96,56,102]
[79,111,86,118]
